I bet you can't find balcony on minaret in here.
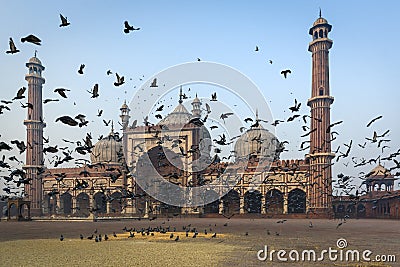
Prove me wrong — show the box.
[308,16,333,51]
[25,56,45,82]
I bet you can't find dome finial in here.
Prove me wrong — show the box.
[256,108,259,121]
[34,50,37,57]
[179,86,183,104]
[111,120,114,133]
[319,7,322,18]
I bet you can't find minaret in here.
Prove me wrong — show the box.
[23,52,46,216]
[120,100,130,130]
[306,12,335,217]
[191,94,202,118]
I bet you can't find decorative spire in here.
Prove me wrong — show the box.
[179,86,183,104]
[255,108,259,121]
[319,8,322,18]
[34,50,37,57]
[111,120,114,133]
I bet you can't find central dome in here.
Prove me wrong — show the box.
[91,130,123,164]
[158,103,191,125]
[234,123,280,161]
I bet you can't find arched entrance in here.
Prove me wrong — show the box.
[222,189,240,214]
[244,190,262,213]
[76,192,90,217]
[94,192,107,214]
[110,192,123,213]
[265,189,284,214]
[203,189,219,214]
[60,192,72,215]
[288,189,306,214]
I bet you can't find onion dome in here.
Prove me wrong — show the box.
[90,127,123,164]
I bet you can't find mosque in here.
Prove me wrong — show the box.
[6,14,399,220]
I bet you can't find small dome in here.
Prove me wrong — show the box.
[370,164,391,177]
[234,124,280,161]
[90,131,123,164]
[120,101,129,110]
[28,56,42,65]
[313,17,328,27]
[158,103,192,125]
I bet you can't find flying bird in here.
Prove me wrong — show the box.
[114,73,125,86]
[150,78,158,87]
[106,70,112,75]
[21,34,41,45]
[220,112,234,123]
[281,69,291,78]
[12,87,26,100]
[6,38,19,54]
[54,88,70,98]
[210,92,217,101]
[43,99,59,104]
[255,45,259,51]
[289,99,301,112]
[55,116,78,126]
[59,14,70,27]
[124,21,140,34]
[156,105,164,112]
[78,64,85,75]
[87,84,99,98]
[287,114,300,122]
[366,115,383,127]
[269,60,273,64]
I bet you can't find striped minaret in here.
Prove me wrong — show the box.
[23,53,46,216]
[306,13,335,217]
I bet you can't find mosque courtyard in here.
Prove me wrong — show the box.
[0,218,398,266]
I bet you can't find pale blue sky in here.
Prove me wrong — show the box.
[1,1,399,193]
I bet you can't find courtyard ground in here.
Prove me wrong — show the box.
[0,218,398,266]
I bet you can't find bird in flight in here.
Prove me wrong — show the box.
[281,69,291,78]
[78,64,85,75]
[124,21,140,34]
[87,84,99,98]
[12,87,26,100]
[366,115,383,127]
[106,70,112,75]
[114,73,125,87]
[289,99,301,112]
[150,78,158,87]
[21,34,41,45]
[255,46,259,52]
[220,112,234,123]
[269,60,273,64]
[54,88,70,98]
[210,92,217,101]
[55,115,78,126]
[6,38,19,54]
[59,14,70,27]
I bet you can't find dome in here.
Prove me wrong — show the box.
[313,17,328,27]
[90,131,123,164]
[158,103,192,125]
[234,124,280,161]
[120,100,129,110]
[369,164,391,177]
[28,56,42,65]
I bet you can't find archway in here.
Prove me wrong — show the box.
[357,203,366,217]
[288,189,306,214]
[203,189,219,214]
[76,192,90,217]
[110,192,123,213]
[244,190,262,213]
[222,189,240,214]
[265,189,283,214]
[60,192,72,215]
[94,192,107,214]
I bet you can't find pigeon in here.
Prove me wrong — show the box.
[88,84,99,98]
[59,14,70,27]
[114,73,125,86]
[54,88,70,98]
[6,38,19,54]
[150,78,158,87]
[55,115,78,126]
[366,115,383,127]
[78,64,85,75]
[281,69,291,78]
[124,21,140,34]
[21,34,41,45]
[106,70,112,75]
[255,46,259,51]
[12,87,26,100]
[60,235,64,241]
[210,92,217,101]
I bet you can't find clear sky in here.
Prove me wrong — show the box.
[1,1,399,194]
